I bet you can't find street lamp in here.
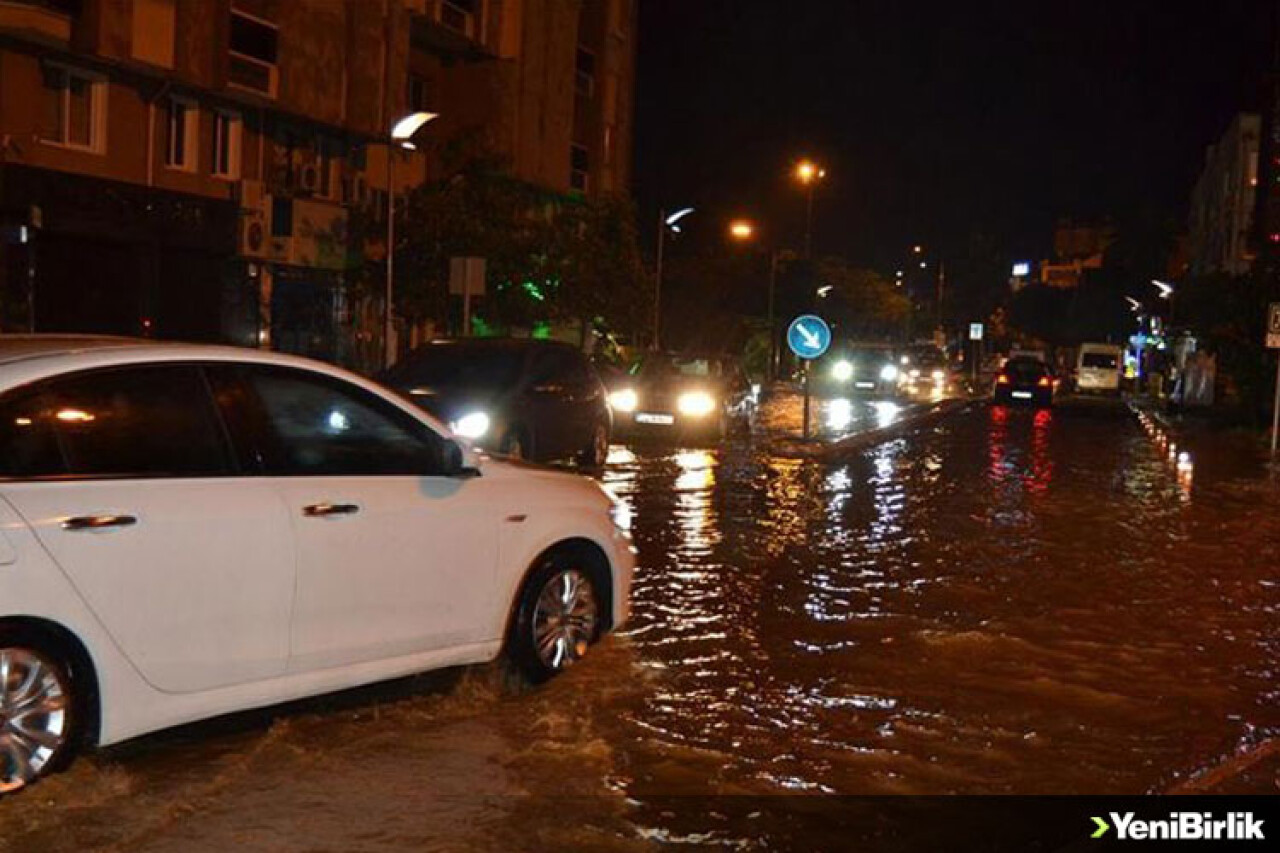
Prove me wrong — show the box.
[654,206,694,349]
[728,218,791,382]
[384,111,438,368]
[793,158,826,259]
[1151,279,1176,328]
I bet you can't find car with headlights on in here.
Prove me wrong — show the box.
[379,338,611,467]
[816,344,904,397]
[609,352,755,441]
[898,345,952,395]
[0,335,634,794]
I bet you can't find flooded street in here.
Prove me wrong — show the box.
[3,395,1279,850]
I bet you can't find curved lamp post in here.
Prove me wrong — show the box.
[384,111,438,368]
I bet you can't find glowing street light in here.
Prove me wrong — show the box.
[1151,279,1174,299]
[385,111,439,367]
[729,219,755,241]
[1125,296,1143,313]
[793,158,826,258]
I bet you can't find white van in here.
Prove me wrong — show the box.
[1076,343,1122,393]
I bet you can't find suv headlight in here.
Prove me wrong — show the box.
[880,364,899,382]
[677,390,716,417]
[831,359,854,382]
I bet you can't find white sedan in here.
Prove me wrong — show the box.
[0,336,634,793]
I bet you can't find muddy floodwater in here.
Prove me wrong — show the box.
[2,396,1278,850]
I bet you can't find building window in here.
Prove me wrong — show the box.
[317,139,336,199]
[575,48,595,98]
[39,65,104,151]
[438,0,477,39]
[271,196,293,237]
[165,97,197,170]
[212,110,242,178]
[570,144,589,192]
[407,74,432,113]
[229,8,279,97]
[131,0,176,68]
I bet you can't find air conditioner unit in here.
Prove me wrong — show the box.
[236,178,266,211]
[297,164,320,194]
[239,210,268,258]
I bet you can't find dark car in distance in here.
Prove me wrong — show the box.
[379,338,611,466]
[609,352,756,441]
[993,356,1056,407]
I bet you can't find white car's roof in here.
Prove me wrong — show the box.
[0,335,338,373]
[0,334,158,365]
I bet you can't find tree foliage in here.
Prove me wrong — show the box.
[379,167,647,338]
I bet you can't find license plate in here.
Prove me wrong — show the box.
[1011,391,1033,399]
[636,412,675,425]
[855,381,875,389]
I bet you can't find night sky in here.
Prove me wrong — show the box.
[634,1,1277,271]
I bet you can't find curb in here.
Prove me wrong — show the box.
[769,398,977,460]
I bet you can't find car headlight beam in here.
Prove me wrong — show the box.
[677,390,717,417]
[451,411,491,439]
[831,359,854,382]
[609,388,639,412]
[880,364,899,382]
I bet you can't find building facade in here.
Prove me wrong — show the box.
[1188,112,1260,278]
[0,0,636,368]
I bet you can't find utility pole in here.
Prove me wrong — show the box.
[654,207,665,350]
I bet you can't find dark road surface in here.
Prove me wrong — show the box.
[2,395,1278,851]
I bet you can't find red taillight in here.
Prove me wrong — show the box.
[1037,376,1051,388]
[996,374,1010,385]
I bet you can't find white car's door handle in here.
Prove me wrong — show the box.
[303,503,360,518]
[62,514,138,531]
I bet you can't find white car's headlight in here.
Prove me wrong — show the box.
[608,388,639,412]
[451,411,491,439]
[609,500,633,532]
[677,390,716,417]
[880,364,899,382]
[831,359,854,382]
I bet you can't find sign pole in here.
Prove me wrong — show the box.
[786,314,832,442]
[802,363,811,440]
[1271,352,1280,459]
[1268,303,1280,460]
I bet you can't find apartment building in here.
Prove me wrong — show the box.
[0,0,636,366]
[1188,112,1260,278]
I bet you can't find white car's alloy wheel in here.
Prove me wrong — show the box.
[531,569,599,671]
[0,648,72,794]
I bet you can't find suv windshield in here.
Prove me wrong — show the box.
[635,355,723,380]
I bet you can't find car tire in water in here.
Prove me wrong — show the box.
[509,553,604,684]
[577,420,610,469]
[0,633,80,795]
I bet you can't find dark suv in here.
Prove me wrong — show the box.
[379,339,612,466]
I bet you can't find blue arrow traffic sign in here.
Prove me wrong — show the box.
[787,314,832,360]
